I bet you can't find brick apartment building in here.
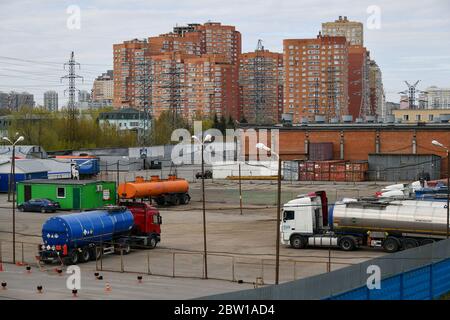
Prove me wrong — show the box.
[283,34,349,123]
[113,22,241,120]
[113,39,149,108]
[348,45,370,119]
[239,48,284,124]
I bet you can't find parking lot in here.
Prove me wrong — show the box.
[0,179,390,299]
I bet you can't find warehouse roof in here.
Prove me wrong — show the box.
[0,159,48,174]
[18,179,112,185]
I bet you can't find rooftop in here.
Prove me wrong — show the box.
[18,179,113,185]
[98,108,150,120]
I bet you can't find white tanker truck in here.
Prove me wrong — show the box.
[281,191,448,253]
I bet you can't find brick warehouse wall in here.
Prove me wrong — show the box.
[242,124,450,177]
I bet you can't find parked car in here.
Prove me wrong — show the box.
[18,199,61,213]
[196,170,213,179]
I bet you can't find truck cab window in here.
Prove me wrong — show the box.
[284,210,295,221]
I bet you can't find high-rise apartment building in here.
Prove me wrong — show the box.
[424,86,450,109]
[322,16,364,45]
[2,92,35,110]
[0,92,9,110]
[283,34,349,123]
[92,70,114,107]
[149,52,237,120]
[348,45,370,119]
[239,48,283,124]
[113,22,242,120]
[368,60,384,116]
[43,90,58,111]
[113,39,149,108]
[78,90,91,103]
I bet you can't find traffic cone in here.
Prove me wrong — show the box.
[137,275,143,283]
[72,289,78,297]
[37,285,43,294]
[1,282,6,290]
[105,283,111,292]
[26,266,31,274]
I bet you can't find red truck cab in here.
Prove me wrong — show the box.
[120,202,162,248]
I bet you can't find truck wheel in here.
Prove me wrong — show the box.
[172,196,180,206]
[67,250,79,265]
[290,235,307,249]
[420,239,435,246]
[156,198,165,206]
[41,207,47,213]
[179,194,190,205]
[339,236,356,251]
[79,248,91,263]
[89,247,101,261]
[402,238,419,250]
[122,243,131,255]
[148,237,157,249]
[383,237,400,253]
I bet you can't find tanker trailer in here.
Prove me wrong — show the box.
[39,204,161,264]
[118,175,190,206]
[281,191,448,253]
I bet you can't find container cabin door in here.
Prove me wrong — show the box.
[73,188,81,209]
[24,185,32,201]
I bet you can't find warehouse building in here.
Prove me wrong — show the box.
[241,122,450,180]
[0,159,48,193]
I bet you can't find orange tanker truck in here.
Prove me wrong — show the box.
[118,175,190,206]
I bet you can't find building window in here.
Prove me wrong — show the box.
[416,115,421,121]
[57,187,66,198]
[429,114,434,121]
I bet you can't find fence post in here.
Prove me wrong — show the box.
[100,245,103,271]
[232,256,235,282]
[261,259,264,280]
[172,252,175,278]
[202,253,205,279]
[120,247,124,273]
[95,247,99,271]
[147,252,151,275]
[293,261,297,281]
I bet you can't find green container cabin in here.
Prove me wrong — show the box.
[17,179,116,210]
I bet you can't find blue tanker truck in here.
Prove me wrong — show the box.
[39,203,162,264]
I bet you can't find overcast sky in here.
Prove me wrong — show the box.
[0,0,449,106]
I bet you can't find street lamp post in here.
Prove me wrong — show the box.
[3,135,25,264]
[256,142,282,285]
[192,134,212,279]
[432,140,449,239]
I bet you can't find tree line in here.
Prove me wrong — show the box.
[4,106,245,150]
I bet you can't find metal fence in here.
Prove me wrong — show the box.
[93,248,353,285]
[0,240,353,285]
[200,239,450,300]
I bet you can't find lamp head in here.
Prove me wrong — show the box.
[2,137,11,144]
[203,134,212,143]
[16,136,24,143]
[432,140,444,147]
[256,143,271,152]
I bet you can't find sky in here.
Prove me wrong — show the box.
[0,0,449,106]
